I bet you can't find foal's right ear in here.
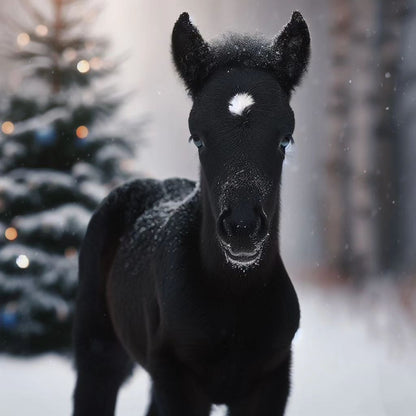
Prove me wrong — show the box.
[172,12,212,95]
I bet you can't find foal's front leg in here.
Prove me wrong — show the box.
[228,353,292,416]
[147,356,211,416]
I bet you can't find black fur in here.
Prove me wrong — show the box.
[172,11,310,96]
[73,11,310,416]
[171,12,213,95]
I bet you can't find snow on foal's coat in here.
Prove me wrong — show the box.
[73,11,310,416]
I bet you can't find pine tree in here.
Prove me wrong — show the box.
[0,0,139,354]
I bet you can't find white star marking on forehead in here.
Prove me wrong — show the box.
[228,92,255,116]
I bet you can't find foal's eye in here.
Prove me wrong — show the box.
[279,134,294,151]
[189,135,204,149]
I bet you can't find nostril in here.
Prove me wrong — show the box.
[217,208,232,239]
[222,217,232,237]
[218,205,267,241]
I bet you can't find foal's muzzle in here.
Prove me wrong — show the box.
[217,202,268,264]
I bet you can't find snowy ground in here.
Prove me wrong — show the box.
[1,280,415,416]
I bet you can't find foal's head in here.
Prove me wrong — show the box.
[172,12,310,270]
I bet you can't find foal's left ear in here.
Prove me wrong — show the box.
[172,12,212,94]
[271,11,311,94]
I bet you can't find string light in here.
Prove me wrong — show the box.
[1,121,15,135]
[56,305,69,321]
[77,60,90,73]
[64,247,77,258]
[76,126,88,139]
[35,25,48,37]
[89,57,103,71]
[120,159,136,172]
[5,302,17,313]
[2,302,18,329]
[85,40,96,50]
[16,254,30,269]
[5,227,18,241]
[17,32,30,47]
[63,48,77,62]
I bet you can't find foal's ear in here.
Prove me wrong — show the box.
[271,11,310,94]
[172,12,212,94]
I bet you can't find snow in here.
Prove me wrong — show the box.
[2,142,25,159]
[0,281,415,415]
[15,203,91,239]
[157,181,200,228]
[5,169,74,191]
[0,177,28,201]
[221,237,265,271]
[131,179,198,254]
[286,282,416,416]
[223,248,262,269]
[72,162,102,182]
[95,144,131,165]
[12,108,68,136]
[0,243,45,267]
[78,181,108,203]
[0,355,224,415]
[0,168,102,217]
[217,168,272,271]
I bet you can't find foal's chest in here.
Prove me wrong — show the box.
[163,286,295,401]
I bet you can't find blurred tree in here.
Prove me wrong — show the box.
[325,0,408,280]
[0,0,139,354]
[395,2,416,277]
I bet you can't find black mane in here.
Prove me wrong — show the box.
[211,32,272,67]
[203,34,282,91]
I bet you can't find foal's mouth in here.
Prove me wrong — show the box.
[221,244,263,268]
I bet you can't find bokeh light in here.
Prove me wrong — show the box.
[5,227,18,241]
[85,40,96,50]
[56,305,69,321]
[16,254,30,269]
[77,59,90,73]
[35,25,48,37]
[1,302,18,329]
[1,121,15,135]
[89,57,103,71]
[64,247,77,258]
[63,48,77,62]
[120,159,136,172]
[17,32,30,47]
[76,125,89,139]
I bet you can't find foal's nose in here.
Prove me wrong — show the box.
[218,202,267,244]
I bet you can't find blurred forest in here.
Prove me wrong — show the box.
[326,0,413,280]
